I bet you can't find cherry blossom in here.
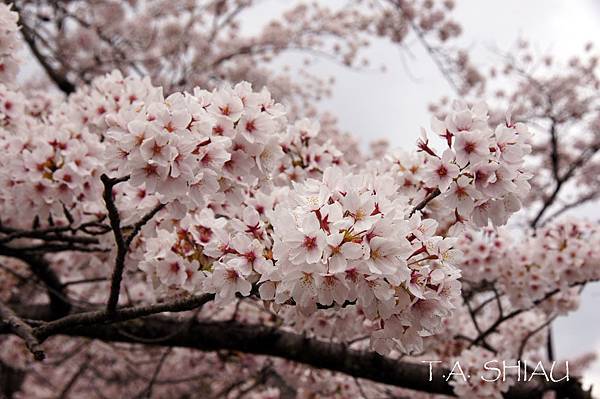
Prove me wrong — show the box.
[0,4,21,85]
[418,100,532,228]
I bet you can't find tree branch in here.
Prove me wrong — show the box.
[58,360,89,399]
[33,293,214,340]
[0,245,71,315]
[0,300,45,360]
[101,174,131,313]
[531,141,600,228]
[10,1,76,94]
[124,202,165,247]
[549,117,560,182]
[2,301,588,398]
[136,348,171,399]
[517,315,557,361]
[470,282,590,348]
[409,188,441,217]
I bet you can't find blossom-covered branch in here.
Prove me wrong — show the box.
[1,2,599,398]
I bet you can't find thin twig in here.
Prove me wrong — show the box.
[124,202,165,247]
[470,281,591,348]
[517,315,557,360]
[58,360,89,399]
[62,277,109,287]
[0,245,71,315]
[531,141,600,228]
[11,1,76,94]
[137,348,172,399]
[409,188,441,217]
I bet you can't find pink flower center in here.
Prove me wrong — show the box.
[436,165,448,177]
[464,141,476,154]
[170,262,180,273]
[244,251,256,265]
[245,120,256,133]
[303,236,317,250]
[143,163,159,177]
[219,105,231,116]
[226,269,239,282]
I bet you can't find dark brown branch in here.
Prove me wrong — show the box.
[29,312,460,396]
[33,293,214,340]
[540,191,598,227]
[409,188,441,217]
[517,315,557,360]
[101,175,165,314]
[0,301,45,361]
[10,1,76,94]
[62,277,108,287]
[2,243,108,253]
[0,229,100,245]
[0,218,110,240]
[262,367,296,399]
[531,141,600,228]
[546,326,555,362]
[491,285,504,319]
[58,360,89,399]
[136,348,171,399]
[0,360,26,398]
[0,245,71,315]
[471,293,498,314]
[3,301,589,398]
[12,308,573,399]
[463,296,484,336]
[549,117,560,182]
[124,202,166,247]
[470,282,590,348]
[101,174,131,313]
[530,182,564,229]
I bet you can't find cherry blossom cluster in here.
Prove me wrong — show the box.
[0,90,105,228]
[378,148,427,200]
[0,127,105,228]
[498,220,600,310]
[65,70,163,134]
[0,66,546,397]
[0,3,21,84]
[455,226,511,283]
[430,42,600,220]
[15,0,380,107]
[0,83,26,130]
[266,168,463,355]
[272,118,345,185]
[106,78,541,357]
[420,100,532,228]
[135,164,464,354]
[454,219,600,314]
[104,79,287,209]
[138,209,224,296]
[15,0,471,116]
